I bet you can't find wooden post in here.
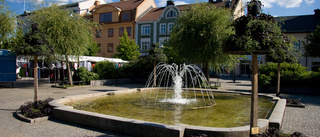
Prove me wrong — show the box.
[34,55,38,102]
[276,62,281,96]
[153,60,156,87]
[250,54,259,135]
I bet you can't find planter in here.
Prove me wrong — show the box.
[15,110,52,123]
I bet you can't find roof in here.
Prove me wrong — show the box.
[93,0,144,11]
[138,0,238,22]
[275,14,320,33]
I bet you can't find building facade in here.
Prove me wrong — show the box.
[136,0,244,56]
[91,0,156,58]
[275,9,320,71]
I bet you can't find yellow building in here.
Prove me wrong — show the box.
[91,0,156,58]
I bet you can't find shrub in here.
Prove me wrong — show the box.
[19,98,54,118]
[258,74,271,88]
[73,67,99,84]
[93,61,118,79]
[121,57,154,78]
[259,62,320,88]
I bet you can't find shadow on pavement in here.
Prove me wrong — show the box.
[49,119,132,137]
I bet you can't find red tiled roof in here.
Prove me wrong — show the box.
[138,7,165,22]
[138,0,239,22]
[93,0,145,11]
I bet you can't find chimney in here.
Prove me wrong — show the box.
[167,0,175,6]
[94,0,100,6]
[315,9,320,16]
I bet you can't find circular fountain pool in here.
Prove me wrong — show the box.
[66,90,274,128]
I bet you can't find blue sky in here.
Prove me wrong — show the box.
[6,0,320,17]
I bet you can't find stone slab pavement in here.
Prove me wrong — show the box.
[0,77,319,137]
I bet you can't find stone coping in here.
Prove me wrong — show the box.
[49,88,286,137]
[15,110,52,123]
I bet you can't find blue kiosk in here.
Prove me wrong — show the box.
[0,49,16,87]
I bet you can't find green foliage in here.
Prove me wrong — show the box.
[73,67,99,84]
[113,30,140,61]
[147,43,167,62]
[30,4,97,57]
[19,98,54,118]
[121,57,154,78]
[85,41,100,56]
[0,0,18,48]
[226,11,298,66]
[258,74,271,88]
[259,62,320,88]
[10,24,53,56]
[162,40,185,64]
[304,25,320,58]
[167,3,238,78]
[93,61,118,79]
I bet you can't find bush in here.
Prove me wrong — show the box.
[121,57,155,79]
[258,74,272,88]
[93,61,119,79]
[259,62,320,88]
[19,98,54,118]
[73,67,99,84]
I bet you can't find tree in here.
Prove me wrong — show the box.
[30,4,98,86]
[266,34,298,96]
[304,25,320,58]
[85,41,100,56]
[113,30,140,61]
[10,23,53,103]
[0,0,16,48]
[224,0,298,134]
[167,3,237,81]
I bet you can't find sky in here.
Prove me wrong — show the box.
[5,0,320,17]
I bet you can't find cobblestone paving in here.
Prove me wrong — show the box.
[280,94,320,137]
[0,78,319,137]
[0,79,139,137]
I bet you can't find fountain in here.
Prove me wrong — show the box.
[141,63,215,108]
[49,63,286,137]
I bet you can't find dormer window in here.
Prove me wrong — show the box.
[122,12,130,20]
[100,12,112,23]
[166,10,177,18]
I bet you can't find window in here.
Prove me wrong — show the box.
[108,28,113,37]
[97,44,101,52]
[166,10,177,18]
[108,43,113,52]
[122,12,130,20]
[140,39,150,51]
[126,27,131,36]
[96,29,101,38]
[294,40,300,50]
[119,27,124,36]
[159,37,168,48]
[141,25,150,35]
[168,23,174,34]
[100,12,112,23]
[160,23,166,34]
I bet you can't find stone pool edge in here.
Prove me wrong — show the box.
[49,88,286,137]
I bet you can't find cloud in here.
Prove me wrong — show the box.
[157,0,189,7]
[305,0,314,5]
[243,0,312,8]
[157,0,167,7]
[175,1,189,5]
[104,0,113,3]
